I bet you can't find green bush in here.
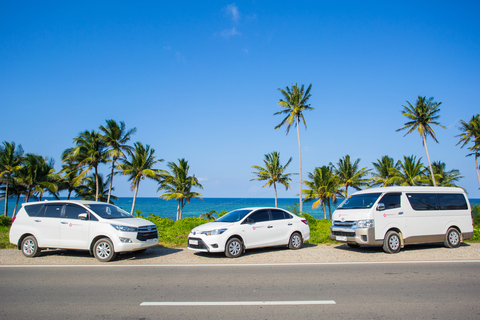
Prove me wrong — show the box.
[0,216,12,227]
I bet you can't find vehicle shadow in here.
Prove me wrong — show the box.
[192,243,317,259]
[37,245,183,261]
[333,242,471,254]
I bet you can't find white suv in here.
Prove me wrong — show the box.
[9,200,158,262]
[188,207,310,258]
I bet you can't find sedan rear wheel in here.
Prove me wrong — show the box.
[288,232,303,250]
[225,237,243,258]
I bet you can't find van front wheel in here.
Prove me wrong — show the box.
[383,230,401,254]
[444,227,461,248]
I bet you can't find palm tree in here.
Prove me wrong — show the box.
[396,96,445,187]
[371,155,401,187]
[430,161,463,187]
[58,162,84,200]
[158,158,203,221]
[456,114,480,189]
[0,141,24,216]
[99,119,137,203]
[303,165,341,220]
[331,155,370,198]
[251,152,295,207]
[76,174,118,203]
[62,130,108,201]
[200,210,217,221]
[121,142,165,214]
[274,83,314,213]
[392,155,428,186]
[18,154,60,201]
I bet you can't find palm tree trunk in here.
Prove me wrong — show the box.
[296,117,303,213]
[107,160,115,203]
[476,153,480,189]
[327,199,332,220]
[423,134,437,187]
[176,201,181,221]
[13,194,20,218]
[322,202,326,219]
[131,183,139,214]
[3,182,9,217]
[274,182,278,208]
[94,166,99,201]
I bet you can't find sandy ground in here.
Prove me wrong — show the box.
[1,242,479,265]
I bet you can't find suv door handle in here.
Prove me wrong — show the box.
[34,220,41,222]
[268,225,273,228]
[61,221,68,224]
[398,212,404,215]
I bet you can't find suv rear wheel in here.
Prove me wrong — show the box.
[21,235,41,258]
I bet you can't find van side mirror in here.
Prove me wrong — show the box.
[377,203,385,211]
[78,213,88,220]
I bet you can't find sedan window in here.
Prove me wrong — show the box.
[247,210,270,223]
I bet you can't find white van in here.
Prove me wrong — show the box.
[9,200,158,262]
[330,186,474,253]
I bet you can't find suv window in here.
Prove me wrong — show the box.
[379,193,401,210]
[64,204,87,220]
[437,194,468,210]
[407,193,438,211]
[39,204,63,218]
[248,210,270,223]
[23,203,44,216]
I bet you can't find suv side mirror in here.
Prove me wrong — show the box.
[243,218,254,224]
[78,213,88,220]
[377,203,385,211]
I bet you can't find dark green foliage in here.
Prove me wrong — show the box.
[0,216,12,227]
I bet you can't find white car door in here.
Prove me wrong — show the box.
[243,209,271,248]
[374,193,404,240]
[59,204,91,249]
[268,209,293,246]
[34,204,63,247]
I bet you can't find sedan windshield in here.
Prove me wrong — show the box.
[337,193,382,210]
[86,204,133,219]
[216,209,252,222]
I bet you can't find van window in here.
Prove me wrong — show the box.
[337,193,382,209]
[407,193,438,210]
[379,193,401,209]
[437,194,468,210]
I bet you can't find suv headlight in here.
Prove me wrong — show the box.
[111,224,138,232]
[357,220,374,228]
[201,228,227,236]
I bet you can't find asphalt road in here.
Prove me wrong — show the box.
[1,261,479,320]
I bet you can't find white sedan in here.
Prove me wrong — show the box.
[188,207,310,258]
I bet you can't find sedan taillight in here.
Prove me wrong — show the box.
[301,219,308,225]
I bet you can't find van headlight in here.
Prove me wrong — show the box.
[111,224,138,232]
[357,220,374,228]
[201,228,227,236]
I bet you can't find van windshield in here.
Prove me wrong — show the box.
[337,193,382,210]
[87,204,133,219]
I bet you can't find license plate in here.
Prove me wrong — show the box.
[146,238,157,244]
[336,236,347,242]
[189,239,198,245]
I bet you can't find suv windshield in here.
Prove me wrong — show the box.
[86,204,133,219]
[337,193,382,210]
[217,209,252,222]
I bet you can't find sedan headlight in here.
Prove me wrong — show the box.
[201,228,227,236]
[356,220,374,228]
[111,224,138,232]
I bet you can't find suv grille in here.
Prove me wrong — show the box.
[137,225,158,241]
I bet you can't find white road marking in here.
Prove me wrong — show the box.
[140,300,336,306]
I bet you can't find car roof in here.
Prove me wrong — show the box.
[353,186,465,195]
[22,200,109,206]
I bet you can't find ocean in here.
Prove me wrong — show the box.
[1,197,479,221]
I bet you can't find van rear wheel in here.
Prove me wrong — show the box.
[444,227,461,248]
[383,230,401,254]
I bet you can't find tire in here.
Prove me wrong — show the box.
[383,230,401,254]
[225,237,243,258]
[347,243,361,249]
[93,238,117,262]
[444,227,461,248]
[21,235,41,258]
[288,232,303,250]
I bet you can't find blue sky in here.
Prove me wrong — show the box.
[1,1,480,199]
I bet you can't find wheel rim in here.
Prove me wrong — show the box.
[229,241,241,256]
[96,242,111,259]
[292,234,301,248]
[449,231,459,245]
[389,235,400,251]
[23,239,35,255]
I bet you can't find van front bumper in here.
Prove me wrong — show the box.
[330,225,381,245]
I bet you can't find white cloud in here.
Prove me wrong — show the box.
[221,27,241,39]
[225,3,240,23]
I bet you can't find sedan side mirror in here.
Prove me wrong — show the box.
[78,213,88,220]
[377,203,385,211]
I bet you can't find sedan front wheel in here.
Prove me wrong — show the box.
[225,237,243,258]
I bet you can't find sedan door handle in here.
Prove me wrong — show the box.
[288,223,293,226]
[398,212,404,215]
[34,220,41,222]
[268,225,273,228]
[61,221,68,224]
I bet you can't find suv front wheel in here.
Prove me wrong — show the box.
[93,238,117,262]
